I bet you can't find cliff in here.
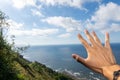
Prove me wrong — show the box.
[0,44,74,80]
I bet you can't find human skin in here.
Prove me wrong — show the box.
[72,30,120,80]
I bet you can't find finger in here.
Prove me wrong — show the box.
[105,33,116,62]
[105,33,116,63]
[78,34,90,49]
[105,32,110,48]
[72,54,85,64]
[92,31,102,45]
[85,30,96,46]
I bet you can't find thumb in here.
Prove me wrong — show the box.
[72,54,85,64]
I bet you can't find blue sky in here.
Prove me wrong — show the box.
[0,0,120,45]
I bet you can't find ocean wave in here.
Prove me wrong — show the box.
[55,68,102,80]
[23,55,30,59]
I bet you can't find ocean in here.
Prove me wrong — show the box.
[21,43,120,80]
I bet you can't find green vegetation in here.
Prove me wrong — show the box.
[0,10,74,80]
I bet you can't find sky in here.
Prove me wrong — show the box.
[0,0,120,45]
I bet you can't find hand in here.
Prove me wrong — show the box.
[72,30,116,74]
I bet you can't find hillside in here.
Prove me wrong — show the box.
[0,40,74,80]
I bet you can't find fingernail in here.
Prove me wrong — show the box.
[92,31,95,35]
[106,32,109,35]
[78,34,82,38]
[84,29,87,33]
[72,54,76,59]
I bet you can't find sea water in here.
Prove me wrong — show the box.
[21,43,120,80]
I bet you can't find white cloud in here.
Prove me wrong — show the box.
[31,9,44,17]
[39,0,83,10]
[100,23,120,33]
[31,28,58,36]
[86,2,120,33]
[7,19,24,30]
[42,16,83,32]
[9,28,58,36]
[91,2,120,22]
[10,0,100,10]
[39,0,101,10]
[12,0,36,9]
[0,0,12,7]
[8,19,58,36]
[58,33,71,38]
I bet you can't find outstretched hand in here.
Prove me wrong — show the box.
[72,30,116,74]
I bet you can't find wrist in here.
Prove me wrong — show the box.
[102,65,120,80]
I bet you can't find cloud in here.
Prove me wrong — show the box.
[7,19,24,30]
[0,0,12,7]
[91,2,120,22]
[12,0,36,9]
[11,0,100,10]
[31,9,44,17]
[58,33,71,38]
[42,16,83,32]
[9,28,59,36]
[100,23,120,33]
[39,0,101,10]
[41,2,120,34]
[86,2,120,33]
[8,19,58,36]
[39,0,84,10]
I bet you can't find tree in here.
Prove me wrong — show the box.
[0,10,9,49]
[0,10,9,36]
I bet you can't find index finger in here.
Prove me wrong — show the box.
[78,34,90,50]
